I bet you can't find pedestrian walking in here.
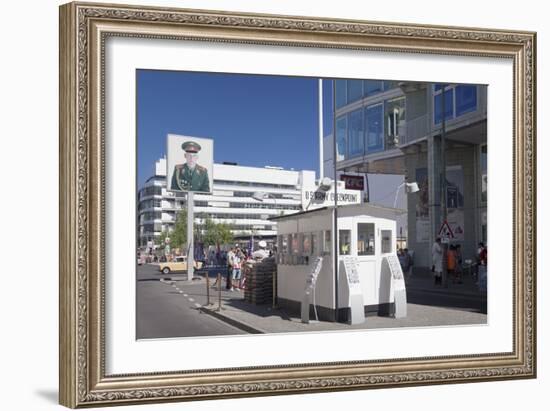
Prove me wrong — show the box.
[447,245,457,283]
[455,244,463,284]
[404,248,414,280]
[252,240,270,261]
[231,248,243,291]
[226,246,235,290]
[478,245,488,291]
[432,237,443,286]
[475,242,486,283]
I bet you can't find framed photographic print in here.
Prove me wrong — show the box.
[59,1,536,408]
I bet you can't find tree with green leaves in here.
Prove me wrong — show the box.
[170,208,188,251]
[196,214,234,248]
[166,211,235,255]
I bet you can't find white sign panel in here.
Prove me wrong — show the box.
[416,219,431,243]
[385,255,407,318]
[342,256,365,325]
[302,188,361,210]
[342,256,361,285]
[166,134,213,194]
[302,257,324,323]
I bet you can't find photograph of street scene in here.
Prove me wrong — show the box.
[136,70,488,339]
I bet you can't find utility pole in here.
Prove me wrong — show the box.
[332,79,339,322]
[187,191,194,282]
[440,86,448,288]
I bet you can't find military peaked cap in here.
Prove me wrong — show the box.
[181,141,202,153]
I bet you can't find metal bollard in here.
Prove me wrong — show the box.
[216,273,224,311]
[272,271,277,309]
[206,272,210,306]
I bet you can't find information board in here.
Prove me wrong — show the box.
[301,257,323,323]
[384,255,407,318]
[341,256,365,325]
[342,256,361,285]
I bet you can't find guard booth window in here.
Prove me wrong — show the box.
[323,230,332,255]
[339,230,351,255]
[291,233,299,254]
[381,229,392,254]
[357,223,375,256]
[302,234,312,255]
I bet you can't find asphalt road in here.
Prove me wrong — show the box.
[137,264,487,338]
[136,264,246,339]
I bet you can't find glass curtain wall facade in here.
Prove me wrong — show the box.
[335,80,403,161]
[330,78,487,268]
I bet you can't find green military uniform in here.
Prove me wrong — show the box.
[171,163,210,192]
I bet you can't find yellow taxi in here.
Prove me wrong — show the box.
[158,256,203,274]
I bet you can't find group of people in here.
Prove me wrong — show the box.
[476,242,488,291]
[397,248,414,280]
[431,238,487,288]
[214,241,271,291]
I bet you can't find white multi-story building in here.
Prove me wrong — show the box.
[138,158,313,247]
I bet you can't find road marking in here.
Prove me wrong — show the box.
[194,303,201,308]
[189,298,195,302]
[183,294,188,297]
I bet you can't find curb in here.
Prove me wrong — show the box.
[198,306,264,334]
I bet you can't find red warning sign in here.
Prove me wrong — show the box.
[438,220,454,242]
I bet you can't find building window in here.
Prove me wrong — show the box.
[456,85,477,116]
[336,115,348,161]
[357,223,375,256]
[323,230,332,255]
[434,86,453,124]
[383,80,399,91]
[381,229,392,254]
[335,79,347,109]
[385,97,405,147]
[311,232,318,256]
[291,233,299,255]
[365,104,384,152]
[302,234,312,255]
[339,230,351,255]
[481,144,487,204]
[347,80,363,104]
[434,84,478,124]
[364,80,383,96]
[348,108,364,158]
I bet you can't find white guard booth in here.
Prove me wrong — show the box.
[273,204,407,324]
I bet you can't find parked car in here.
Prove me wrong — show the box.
[158,256,203,274]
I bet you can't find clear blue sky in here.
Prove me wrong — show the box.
[137,70,334,187]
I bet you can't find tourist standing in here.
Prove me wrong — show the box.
[432,237,443,286]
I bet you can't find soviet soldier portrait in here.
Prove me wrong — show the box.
[170,141,210,192]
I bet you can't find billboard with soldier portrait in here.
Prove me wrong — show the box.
[166,134,213,193]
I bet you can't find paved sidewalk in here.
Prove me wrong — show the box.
[405,269,485,298]
[168,272,487,335]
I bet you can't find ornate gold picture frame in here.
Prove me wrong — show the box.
[59,1,536,408]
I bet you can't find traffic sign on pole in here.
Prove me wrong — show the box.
[438,220,454,243]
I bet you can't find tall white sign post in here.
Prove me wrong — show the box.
[187,192,194,281]
[166,134,214,282]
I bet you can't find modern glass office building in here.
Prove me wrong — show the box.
[326,79,487,268]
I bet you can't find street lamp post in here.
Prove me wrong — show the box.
[393,181,420,209]
[252,191,278,210]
